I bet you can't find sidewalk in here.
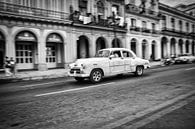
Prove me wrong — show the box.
[0,61,161,83]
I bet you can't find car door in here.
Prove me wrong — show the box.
[122,50,136,72]
[109,50,125,74]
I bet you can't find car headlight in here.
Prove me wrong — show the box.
[81,64,86,69]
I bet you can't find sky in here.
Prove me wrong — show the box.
[160,0,195,7]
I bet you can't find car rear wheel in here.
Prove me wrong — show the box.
[135,66,144,76]
[90,69,103,83]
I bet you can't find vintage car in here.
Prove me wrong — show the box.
[68,48,150,83]
[175,53,195,64]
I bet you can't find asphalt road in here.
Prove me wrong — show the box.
[138,98,195,129]
[0,64,195,129]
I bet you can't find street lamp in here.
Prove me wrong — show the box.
[111,11,120,48]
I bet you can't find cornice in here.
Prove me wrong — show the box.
[159,3,195,21]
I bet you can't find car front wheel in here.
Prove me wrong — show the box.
[135,66,144,76]
[90,69,103,83]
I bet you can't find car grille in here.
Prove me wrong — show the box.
[70,68,81,74]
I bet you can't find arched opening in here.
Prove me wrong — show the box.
[112,38,121,48]
[130,38,137,54]
[178,39,183,55]
[15,31,37,70]
[161,37,168,58]
[0,32,5,69]
[192,41,195,56]
[77,35,89,59]
[170,38,176,56]
[185,40,189,53]
[46,33,64,68]
[142,39,148,59]
[151,40,156,61]
[96,37,106,52]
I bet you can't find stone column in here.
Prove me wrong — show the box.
[182,42,186,54]
[167,42,171,57]
[156,40,161,60]
[147,41,152,60]
[107,37,112,48]
[6,27,15,58]
[89,35,96,57]
[189,41,192,54]
[37,29,47,71]
[136,40,142,58]
[175,40,179,56]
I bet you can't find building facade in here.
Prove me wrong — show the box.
[0,0,195,71]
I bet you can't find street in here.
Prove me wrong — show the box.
[0,64,195,129]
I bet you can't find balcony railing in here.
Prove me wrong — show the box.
[125,4,160,18]
[69,11,126,30]
[0,2,69,21]
[130,26,159,34]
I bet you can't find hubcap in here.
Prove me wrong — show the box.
[137,67,143,75]
[93,71,101,82]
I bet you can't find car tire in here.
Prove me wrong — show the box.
[135,66,144,76]
[90,69,103,83]
[75,77,84,82]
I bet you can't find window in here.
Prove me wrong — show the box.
[142,21,147,29]
[111,51,122,58]
[112,5,119,16]
[192,24,195,33]
[46,45,56,63]
[16,44,33,64]
[97,1,104,14]
[186,22,189,32]
[171,18,175,30]
[152,23,156,31]
[162,15,166,28]
[79,0,88,15]
[179,20,183,31]
[131,18,136,27]
[122,51,134,58]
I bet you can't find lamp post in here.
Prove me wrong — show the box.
[111,11,120,48]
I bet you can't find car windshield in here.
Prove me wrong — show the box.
[95,50,110,57]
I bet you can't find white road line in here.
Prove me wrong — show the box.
[185,67,195,71]
[35,82,114,97]
[20,81,66,88]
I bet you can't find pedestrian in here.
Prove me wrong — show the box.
[9,57,16,76]
[4,56,12,76]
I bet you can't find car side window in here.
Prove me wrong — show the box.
[122,51,134,58]
[111,51,122,58]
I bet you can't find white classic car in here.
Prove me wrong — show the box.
[174,53,195,64]
[68,48,150,83]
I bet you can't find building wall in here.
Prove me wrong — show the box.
[0,0,195,71]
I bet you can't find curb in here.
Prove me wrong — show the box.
[98,90,195,129]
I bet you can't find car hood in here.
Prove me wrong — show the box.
[74,57,108,65]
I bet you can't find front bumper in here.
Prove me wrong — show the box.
[68,68,90,77]
[68,72,89,77]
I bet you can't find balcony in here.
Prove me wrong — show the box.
[0,2,70,23]
[130,26,159,35]
[69,11,126,31]
[161,27,191,37]
[125,4,160,19]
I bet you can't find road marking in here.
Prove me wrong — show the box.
[185,67,195,71]
[35,82,114,97]
[20,81,66,88]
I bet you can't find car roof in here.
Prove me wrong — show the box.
[100,48,131,51]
